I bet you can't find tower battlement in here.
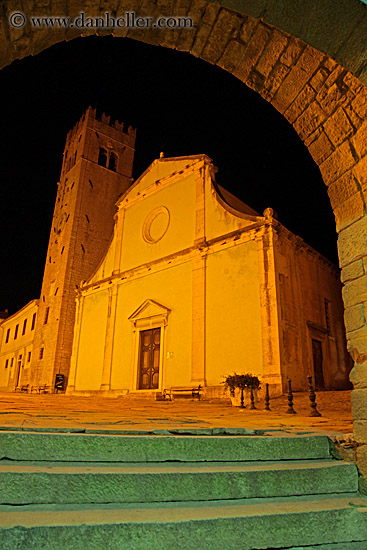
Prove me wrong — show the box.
[61,107,136,180]
[66,107,136,143]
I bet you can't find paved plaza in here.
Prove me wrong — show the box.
[0,390,352,436]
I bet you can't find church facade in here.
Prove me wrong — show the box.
[66,153,352,398]
[0,111,352,396]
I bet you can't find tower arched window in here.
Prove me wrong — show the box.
[109,152,117,172]
[98,148,107,167]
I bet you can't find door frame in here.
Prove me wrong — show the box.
[306,322,328,389]
[129,299,170,392]
[137,327,162,390]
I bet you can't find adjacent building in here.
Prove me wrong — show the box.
[0,300,38,391]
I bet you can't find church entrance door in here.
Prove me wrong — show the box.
[312,339,324,390]
[138,328,161,389]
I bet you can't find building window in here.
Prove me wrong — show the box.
[44,307,50,325]
[14,324,19,340]
[22,319,27,335]
[98,148,107,167]
[10,358,14,368]
[5,329,10,343]
[27,351,31,363]
[5,359,9,369]
[31,313,36,330]
[109,152,117,172]
[39,348,44,360]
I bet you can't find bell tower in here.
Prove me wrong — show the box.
[28,107,136,389]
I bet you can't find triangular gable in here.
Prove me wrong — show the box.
[117,155,211,205]
[128,299,171,328]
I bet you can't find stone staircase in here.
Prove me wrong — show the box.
[0,430,366,549]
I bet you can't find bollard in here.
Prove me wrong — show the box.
[240,387,245,408]
[264,383,271,411]
[286,379,296,414]
[250,386,256,410]
[307,376,322,417]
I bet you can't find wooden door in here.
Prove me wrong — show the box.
[138,328,161,389]
[15,355,22,389]
[312,339,324,390]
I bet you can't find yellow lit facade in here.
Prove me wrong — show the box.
[66,154,352,398]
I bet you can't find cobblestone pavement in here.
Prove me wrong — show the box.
[0,390,353,435]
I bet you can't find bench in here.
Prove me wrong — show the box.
[167,385,202,401]
[15,384,29,393]
[30,385,51,394]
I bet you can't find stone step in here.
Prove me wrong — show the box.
[0,431,332,462]
[0,459,357,505]
[0,494,367,550]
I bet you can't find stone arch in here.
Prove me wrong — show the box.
[1,0,367,471]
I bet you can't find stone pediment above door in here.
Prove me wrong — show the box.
[128,299,171,330]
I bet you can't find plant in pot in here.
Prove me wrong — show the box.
[222,373,261,408]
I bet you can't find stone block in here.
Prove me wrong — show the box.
[178,0,206,50]
[66,0,83,18]
[304,126,322,147]
[0,15,11,70]
[341,260,365,283]
[354,419,367,443]
[265,63,289,98]
[279,37,304,67]
[338,217,367,267]
[347,325,367,362]
[351,87,367,119]
[354,153,367,191]
[201,9,241,63]
[273,45,324,114]
[323,107,354,148]
[239,15,257,43]
[342,276,367,308]
[256,29,288,79]
[351,389,367,422]
[351,120,367,159]
[317,82,348,118]
[350,361,367,389]
[201,2,220,25]
[308,130,334,165]
[357,444,367,477]
[189,1,219,56]
[285,84,316,124]
[343,71,363,95]
[345,303,366,333]
[294,100,327,141]
[345,103,362,129]
[327,170,359,209]
[218,39,244,73]
[320,140,357,186]
[51,0,68,14]
[309,67,329,93]
[334,192,365,232]
[234,23,270,83]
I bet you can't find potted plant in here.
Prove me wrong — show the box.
[222,373,261,408]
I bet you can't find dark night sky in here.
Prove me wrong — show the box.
[0,35,338,315]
